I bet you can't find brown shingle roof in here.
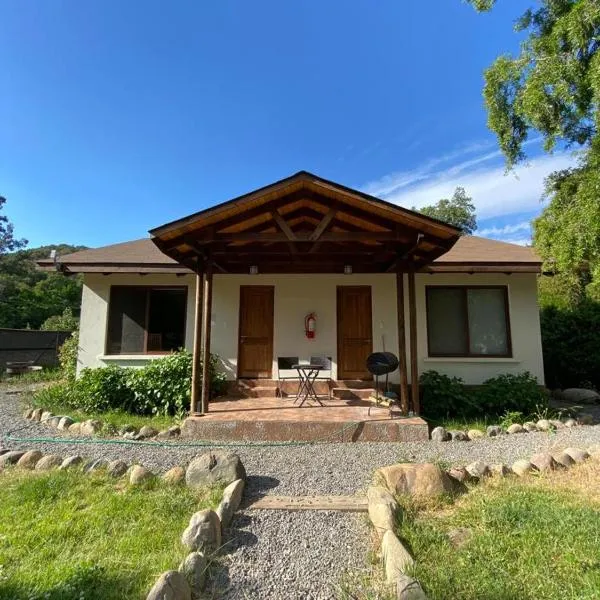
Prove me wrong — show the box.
[37,235,541,273]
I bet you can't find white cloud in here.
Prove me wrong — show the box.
[498,237,531,246]
[478,221,531,237]
[362,148,576,221]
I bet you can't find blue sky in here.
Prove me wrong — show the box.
[0,1,575,249]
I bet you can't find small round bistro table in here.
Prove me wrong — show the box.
[292,364,324,407]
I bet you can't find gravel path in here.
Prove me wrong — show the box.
[4,387,600,598]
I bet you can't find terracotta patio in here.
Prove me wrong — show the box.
[181,395,429,442]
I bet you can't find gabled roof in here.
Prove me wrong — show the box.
[37,235,542,274]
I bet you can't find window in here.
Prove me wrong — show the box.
[426,286,511,357]
[106,286,187,355]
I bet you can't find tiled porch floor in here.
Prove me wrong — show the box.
[181,396,429,442]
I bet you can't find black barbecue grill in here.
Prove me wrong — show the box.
[366,352,400,415]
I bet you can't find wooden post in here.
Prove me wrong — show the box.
[200,262,214,414]
[396,271,410,414]
[190,269,204,415]
[407,269,419,415]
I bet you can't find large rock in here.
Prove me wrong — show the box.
[107,460,128,477]
[563,447,589,463]
[40,411,54,423]
[395,574,428,600]
[0,450,26,466]
[486,425,503,437]
[549,419,565,430]
[35,455,63,471]
[23,408,34,419]
[375,463,453,497]
[536,419,554,432]
[449,430,467,441]
[560,388,600,404]
[138,425,159,439]
[31,408,43,421]
[146,570,191,600]
[47,416,62,428]
[523,421,538,432]
[506,423,525,434]
[163,466,186,485]
[68,422,83,435]
[216,479,245,529]
[186,452,246,489]
[511,459,532,477]
[553,451,575,468]
[130,465,153,485]
[465,459,489,479]
[447,466,471,483]
[467,429,484,440]
[181,509,221,552]
[16,450,43,469]
[578,413,595,425]
[80,420,102,436]
[563,418,577,428]
[489,464,509,477]
[382,530,414,583]
[84,459,108,474]
[530,452,556,473]
[430,426,450,442]
[367,485,398,535]
[59,455,83,470]
[179,552,207,599]
[57,416,74,431]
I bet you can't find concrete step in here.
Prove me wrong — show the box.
[332,387,375,400]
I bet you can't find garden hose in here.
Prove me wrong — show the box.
[2,415,362,449]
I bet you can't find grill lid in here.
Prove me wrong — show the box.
[366,352,399,376]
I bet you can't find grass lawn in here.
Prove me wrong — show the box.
[0,468,221,600]
[397,461,600,600]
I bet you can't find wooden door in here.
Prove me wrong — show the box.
[238,286,274,378]
[337,286,373,380]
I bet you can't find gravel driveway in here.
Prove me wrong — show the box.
[3,387,600,599]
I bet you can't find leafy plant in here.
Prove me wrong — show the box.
[473,372,547,416]
[75,366,135,413]
[420,370,475,420]
[499,410,524,429]
[41,307,79,331]
[58,330,79,380]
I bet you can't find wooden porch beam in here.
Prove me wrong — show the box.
[209,231,407,243]
[309,208,337,242]
[407,269,420,415]
[270,210,298,241]
[200,262,214,415]
[190,264,204,415]
[396,271,410,414]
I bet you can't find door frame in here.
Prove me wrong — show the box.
[336,285,373,380]
[237,285,275,379]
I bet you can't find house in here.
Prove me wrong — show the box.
[39,171,544,417]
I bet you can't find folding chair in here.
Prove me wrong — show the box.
[276,356,299,398]
[309,355,333,400]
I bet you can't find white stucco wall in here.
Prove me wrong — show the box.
[77,271,544,385]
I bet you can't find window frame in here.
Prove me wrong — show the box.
[105,285,188,356]
[425,285,512,358]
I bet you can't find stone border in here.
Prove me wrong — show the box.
[23,407,181,441]
[430,414,593,443]
[366,444,600,598]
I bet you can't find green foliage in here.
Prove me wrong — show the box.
[35,350,227,418]
[475,372,547,416]
[499,410,524,429]
[540,299,600,389]
[75,366,135,413]
[40,307,79,331]
[420,370,474,420]
[0,196,27,254]
[58,330,79,380]
[416,187,477,234]
[0,244,85,329]
[420,369,546,420]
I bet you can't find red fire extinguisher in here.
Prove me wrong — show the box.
[305,313,316,339]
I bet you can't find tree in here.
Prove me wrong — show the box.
[41,307,79,331]
[468,0,600,302]
[0,196,27,254]
[417,187,477,234]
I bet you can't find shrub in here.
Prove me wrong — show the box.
[40,307,79,332]
[58,330,79,380]
[473,372,547,417]
[75,366,135,413]
[420,370,476,420]
[540,300,600,390]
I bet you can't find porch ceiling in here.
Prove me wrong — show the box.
[149,171,462,274]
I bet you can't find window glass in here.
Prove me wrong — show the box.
[427,288,468,355]
[106,288,146,354]
[148,289,186,351]
[467,288,508,355]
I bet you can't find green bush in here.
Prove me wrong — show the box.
[540,300,600,390]
[420,370,546,421]
[40,307,79,332]
[58,330,79,380]
[420,370,476,420]
[35,350,227,418]
[473,372,547,416]
[75,366,135,413]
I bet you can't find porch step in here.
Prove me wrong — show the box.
[332,387,375,400]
